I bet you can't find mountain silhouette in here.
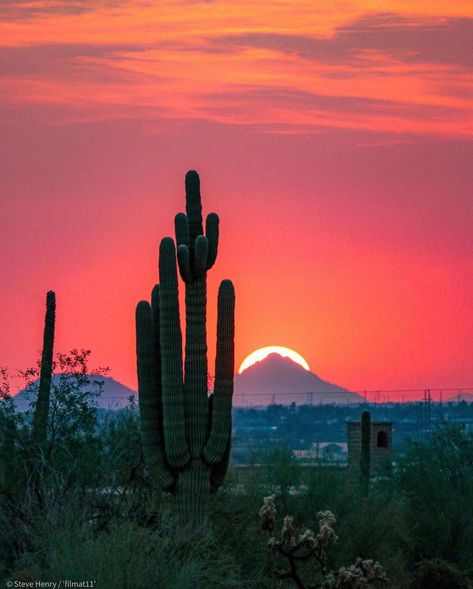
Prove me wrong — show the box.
[234,353,363,406]
[13,375,136,412]
[13,355,362,411]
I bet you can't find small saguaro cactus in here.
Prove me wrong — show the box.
[360,409,371,495]
[136,170,235,527]
[31,291,56,449]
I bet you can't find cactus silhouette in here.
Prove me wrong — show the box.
[360,409,371,495]
[31,291,56,449]
[136,170,235,526]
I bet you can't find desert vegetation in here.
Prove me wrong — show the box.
[1,363,473,588]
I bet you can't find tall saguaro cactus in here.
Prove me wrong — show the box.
[360,409,371,496]
[136,170,235,526]
[31,291,56,449]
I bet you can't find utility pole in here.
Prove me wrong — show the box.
[416,401,421,442]
[424,389,432,439]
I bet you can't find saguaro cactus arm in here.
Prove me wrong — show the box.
[194,235,209,278]
[31,291,56,448]
[159,237,190,469]
[176,245,192,283]
[136,299,175,490]
[210,436,231,493]
[204,279,235,465]
[185,170,204,245]
[175,173,220,283]
[205,213,219,270]
[174,212,189,249]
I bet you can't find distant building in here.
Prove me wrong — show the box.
[293,442,348,462]
[318,442,347,462]
[347,420,393,470]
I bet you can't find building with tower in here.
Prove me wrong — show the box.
[347,419,393,471]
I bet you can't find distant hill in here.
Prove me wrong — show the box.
[234,353,363,406]
[13,375,137,412]
[12,356,362,410]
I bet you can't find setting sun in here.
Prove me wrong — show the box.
[238,346,310,374]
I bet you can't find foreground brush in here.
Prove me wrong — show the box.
[260,496,388,588]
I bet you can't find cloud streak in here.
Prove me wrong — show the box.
[0,3,472,136]
[216,15,473,69]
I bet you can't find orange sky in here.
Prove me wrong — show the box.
[1,1,472,400]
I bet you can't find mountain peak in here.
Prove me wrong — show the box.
[235,353,362,406]
[241,353,309,375]
[13,374,136,412]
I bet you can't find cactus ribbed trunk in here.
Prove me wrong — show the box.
[185,277,208,456]
[31,291,56,450]
[174,461,211,528]
[136,170,235,527]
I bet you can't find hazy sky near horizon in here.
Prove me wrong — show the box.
[1,1,472,398]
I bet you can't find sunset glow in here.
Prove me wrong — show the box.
[1,1,472,400]
[239,346,310,374]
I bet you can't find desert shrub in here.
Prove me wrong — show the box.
[332,475,410,581]
[394,425,473,567]
[5,490,248,589]
[247,442,301,500]
[253,454,411,586]
[211,450,410,588]
[0,367,27,497]
[259,495,388,588]
[99,397,145,487]
[15,349,109,491]
[210,472,274,586]
[411,559,472,589]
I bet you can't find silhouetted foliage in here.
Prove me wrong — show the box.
[394,425,473,567]
[412,559,472,589]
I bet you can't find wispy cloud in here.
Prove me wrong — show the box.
[0,2,472,136]
[0,0,94,20]
[215,15,473,69]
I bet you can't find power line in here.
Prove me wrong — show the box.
[232,386,473,398]
[83,385,473,401]
[19,386,471,402]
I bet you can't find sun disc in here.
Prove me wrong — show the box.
[238,346,310,374]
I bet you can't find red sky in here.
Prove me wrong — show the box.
[1,1,472,400]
